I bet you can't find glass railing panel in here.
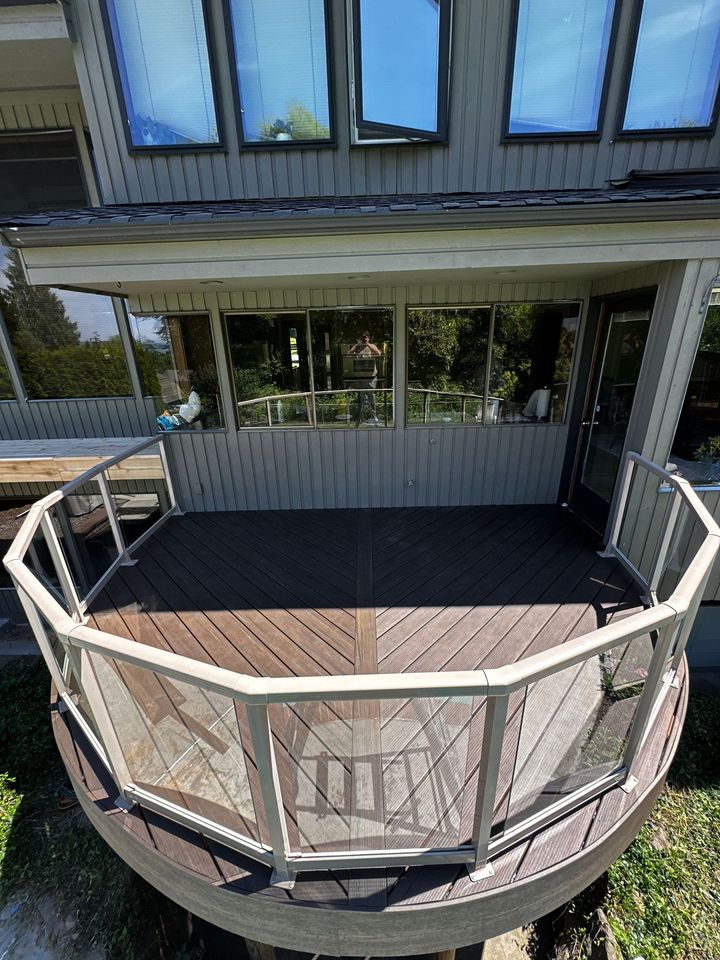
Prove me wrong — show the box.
[52,479,118,601]
[280,695,472,853]
[500,634,654,833]
[25,514,70,614]
[104,452,170,552]
[85,652,262,843]
[656,503,704,604]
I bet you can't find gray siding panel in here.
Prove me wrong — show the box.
[69,0,720,204]
[0,397,157,440]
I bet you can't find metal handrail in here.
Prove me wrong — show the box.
[4,444,718,888]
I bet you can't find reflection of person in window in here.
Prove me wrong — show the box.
[347,331,381,424]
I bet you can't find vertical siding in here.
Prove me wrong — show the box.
[0,397,157,440]
[69,0,720,204]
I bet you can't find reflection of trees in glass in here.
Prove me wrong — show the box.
[408,308,488,392]
[0,248,132,400]
[0,353,13,400]
[671,304,720,467]
[260,103,331,141]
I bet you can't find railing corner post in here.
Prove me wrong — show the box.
[469,693,509,880]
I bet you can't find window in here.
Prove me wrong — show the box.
[226,308,394,428]
[622,0,720,132]
[129,312,224,428]
[0,131,88,213]
[406,302,580,426]
[0,246,132,400]
[670,287,720,484]
[0,351,13,400]
[352,0,451,140]
[227,0,332,144]
[508,0,616,135]
[104,0,220,148]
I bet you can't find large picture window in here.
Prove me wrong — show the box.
[227,0,332,144]
[130,312,224,429]
[0,131,88,213]
[622,0,720,132]
[407,302,580,426]
[508,0,616,135]
[0,247,132,400]
[352,0,451,140]
[670,287,720,484]
[226,308,393,428]
[104,0,220,149]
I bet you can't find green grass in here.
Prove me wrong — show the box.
[554,694,720,960]
[0,656,197,959]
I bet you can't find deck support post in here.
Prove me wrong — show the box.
[622,622,677,779]
[469,694,509,880]
[97,470,135,567]
[246,703,296,889]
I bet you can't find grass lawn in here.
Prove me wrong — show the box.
[552,693,720,960]
[0,655,200,959]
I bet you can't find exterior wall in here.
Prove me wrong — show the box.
[69,0,720,205]
[0,396,157,441]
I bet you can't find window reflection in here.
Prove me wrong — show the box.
[670,289,720,484]
[130,312,224,429]
[491,304,579,423]
[407,308,490,423]
[0,246,132,401]
[0,352,13,400]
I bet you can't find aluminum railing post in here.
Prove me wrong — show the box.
[469,694,509,880]
[621,621,677,785]
[76,647,135,809]
[245,702,296,888]
[598,454,634,558]
[40,513,85,622]
[671,565,714,673]
[15,585,69,695]
[647,489,683,601]
[97,470,133,566]
[158,436,181,516]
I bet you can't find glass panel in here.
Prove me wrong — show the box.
[509,0,616,134]
[86,652,261,841]
[105,0,219,147]
[52,479,118,601]
[0,132,87,213]
[407,308,490,425]
[227,312,311,427]
[580,307,651,502]
[500,637,653,832]
[356,0,443,135]
[281,695,472,853]
[0,349,13,400]
[623,0,720,131]
[105,453,170,550]
[25,515,71,614]
[491,303,580,424]
[228,0,331,143]
[310,309,394,428]
[669,289,720,484]
[130,312,224,429]
[0,246,132,400]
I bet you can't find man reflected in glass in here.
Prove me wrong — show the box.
[346,330,382,424]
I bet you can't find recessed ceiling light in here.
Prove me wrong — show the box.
[199,280,224,285]
[346,274,370,281]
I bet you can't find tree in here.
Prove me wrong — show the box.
[0,247,80,351]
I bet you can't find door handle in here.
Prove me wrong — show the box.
[581,419,600,427]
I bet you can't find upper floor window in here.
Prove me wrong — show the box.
[227,0,332,144]
[0,131,88,213]
[670,286,720,485]
[352,0,451,141]
[508,0,616,136]
[622,0,720,133]
[0,247,133,401]
[104,0,221,149]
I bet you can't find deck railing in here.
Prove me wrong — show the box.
[4,442,719,888]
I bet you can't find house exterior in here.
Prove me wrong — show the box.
[1,0,720,956]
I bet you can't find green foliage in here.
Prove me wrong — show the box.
[695,435,720,463]
[260,102,330,141]
[557,694,720,960]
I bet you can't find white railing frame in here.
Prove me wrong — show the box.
[4,446,718,888]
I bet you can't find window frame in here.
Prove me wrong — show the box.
[616,0,720,139]
[0,128,91,209]
[100,0,226,155]
[221,0,336,150]
[404,299,583,428]
[503,0,622,143]
[349,0,452,144]
[224,306,396,430]
[129,309,227,431]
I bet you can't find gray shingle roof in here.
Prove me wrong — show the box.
[2,183,720,231]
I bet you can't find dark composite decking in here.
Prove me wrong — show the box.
[55,506,683,916]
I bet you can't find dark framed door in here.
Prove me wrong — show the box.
[567,292,655,531]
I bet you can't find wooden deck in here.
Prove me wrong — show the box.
[51,506,686,951]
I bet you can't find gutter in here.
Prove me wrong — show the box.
[2,197,720,249]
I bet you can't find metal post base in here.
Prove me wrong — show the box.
[467,862,494,882]
[620,775,638,795]
[269,869,296,890]
[115,794,136,812]
[597,548,614,559]
[663,669,680,689]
